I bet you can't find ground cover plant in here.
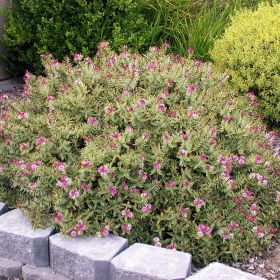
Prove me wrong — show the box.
[0,44,279,264]
[2,0,266,74]
[211,2,280,124]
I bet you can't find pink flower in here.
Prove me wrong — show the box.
[122,88,131,95]
[138,170,148,182]
[187,84,197,94]
[187,107,198,119]
[143,132,150,140]
[87,117,99,126]
[121,182,129,191]
[247,92,255,100]
[47,95,55,102]
[138,98,147,107]
[121,223,132,234]
[142,203,152,213]
[228,221,239,229]
[81,160,92,168]
[101,225,110,237]
[253,226,265,238]
[153,162,161,170]
[150,46,159,52]
[250,204,260,215]
[73,53,83,62]
[83,135,92,143]
[125,126,133,133]
[166,242,177,250]
[179,206,190,217]
[35,136,47,145]
[251,101,259,107]
[242,189,254,200]
[109,186,118,197]
[112,131,120,139]
[162,132,171,142]
[222,171,231,180]
[27,161,41,171]
[179,149,188,156]
[21,91,30,98]
[105,107,116,115]
[199,153,208,160]
[54,213,63,224]
[81,183,91,191]
[157,103,166,112]
[141,192,150,200]
[219,229,234,240]
[188,47,194,55]
[153,237,162,247]
[255,154,263,164]
[76,220,87,232]
[0,165,4,173]
[98,166,109,175]
[179,131,189,141]
[28,182,37,190]
[18,111,28,120]
[238,156,246,165]
[198,224,212,237]
[99,40,109,48]
[227,179,237,190]
[165,181,176,188]
[56,175,72,189]
[268,227,277,235]
[69,188,80,199]
[20,143,29,150]
[193,197,205,209]
[15,160,25,168]
[183,180,190,188]
[53,161,65,171]
[70,230,77,238]
[121,209,134,218]
[246,213,257,223]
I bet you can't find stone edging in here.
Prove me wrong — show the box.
[0,203,265,280]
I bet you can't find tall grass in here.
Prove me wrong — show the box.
[144,0,263,60]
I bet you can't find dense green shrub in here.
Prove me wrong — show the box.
[2,0,151,74]
[211,3,280,123]
[0,44,279,263]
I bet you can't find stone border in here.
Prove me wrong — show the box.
[0,203,265,280]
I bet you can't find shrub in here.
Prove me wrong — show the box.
[211,2,280,123]
[2,0,151,75]
[0,44,279,264]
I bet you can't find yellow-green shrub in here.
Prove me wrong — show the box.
[211,3,280,123]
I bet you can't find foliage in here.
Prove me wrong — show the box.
[2,0,268,74]
[211,2,280,123]
[2,0,151,75]
[0,44,279,264]
[145,0,262,60]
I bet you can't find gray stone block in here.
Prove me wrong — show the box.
[0,203,7,216]
[187,263,265,280]
[0,209,54,267]
[50,233,128,280]
[0,257,22,277]
[110,243,192,280]
[22,265,69,280]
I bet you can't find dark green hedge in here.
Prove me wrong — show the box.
[2,0,152,74]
